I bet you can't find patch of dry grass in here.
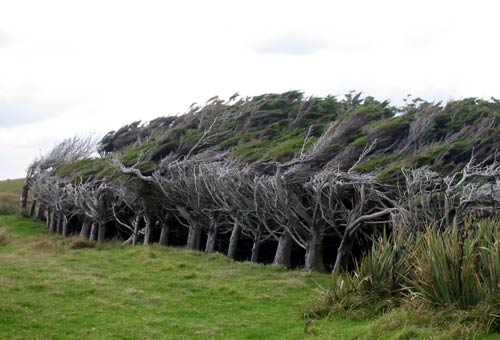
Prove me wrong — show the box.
[0,228,9,246]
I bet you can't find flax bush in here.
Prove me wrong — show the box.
[311,220,500,332]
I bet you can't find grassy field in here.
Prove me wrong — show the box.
[0,215,371,340]
[1,179,500,339]
[0,178,24,211]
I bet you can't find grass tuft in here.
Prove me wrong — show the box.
[68,237,95,249]
[29,238,60,253]
[0,228,9,246]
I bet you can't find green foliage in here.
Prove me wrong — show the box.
[355,231,408,296]
[356,155,402,173]
[46,93,500,184]
[411,145,447,168]
[376,161,407,182]
[57,158,116,182]
[134,161,157,172]
[217,131,258,149]
[306,232,407,319]
[351,135,369,147]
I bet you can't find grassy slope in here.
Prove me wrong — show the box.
[0,178,23,209]
[0,215,370,340]
[2,216,500,339]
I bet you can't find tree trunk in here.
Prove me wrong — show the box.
[304,227,325,271]
[132,215,141,246]
[49,210,56,233]
[158,223,170,246]
[20,181,29,209]
[56,213,63,234]
[186,221,202,250]
[36,204,45,221]
[62,216,69,237]
[143,215,152,246]
[89,222,97,241]
[46,209,51,229]
[80,219,91,238]
[29,200,37,217]
[227,219,241,259]
[251,240,260,263]
[273,231,293,268]
[205,224,218,253]
[97,223,106,243]
[444,193,452,226]
[332,237,354,274]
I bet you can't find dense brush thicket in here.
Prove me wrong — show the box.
[21,91,500,276]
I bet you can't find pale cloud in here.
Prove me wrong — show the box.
[254,33,327,56]
[0,0,500,179]
[0,103,47,127]
[0,29,10,47]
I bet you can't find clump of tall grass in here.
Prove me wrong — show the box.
[310,219,500,333]
[0,228,9,246]
[408,220,500,317]
[306,231,408,318]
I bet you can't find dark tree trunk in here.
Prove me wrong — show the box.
[20,182,29,209]
[46,209,51,229]
[36,204,45,221]
[62,216,68,237]
[227,219,241,259]
[273,231,293,268]
[97,223,106,243]
[332,237,354,274]
[57,213,63,234]
[158,223,170,246]
[80,219,91,238]
[49,210,56,233]
[304,227,325,271]
[89,222,97,241]
[29,200,36,217]
[186,222,202,250]
[205,224,218,253]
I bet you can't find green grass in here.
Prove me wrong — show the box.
[0,178,23,212]
[3,215,499,339]
[0,214,373,339]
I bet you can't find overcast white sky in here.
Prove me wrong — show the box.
[1,0,500,180]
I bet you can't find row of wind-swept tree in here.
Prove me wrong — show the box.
[21,92,500,272]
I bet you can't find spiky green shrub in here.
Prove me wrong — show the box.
[355,231,409,296]
[304,273,392,319]
[306,232,409,318]
[311,220,500,332]
[409,226,483,308]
